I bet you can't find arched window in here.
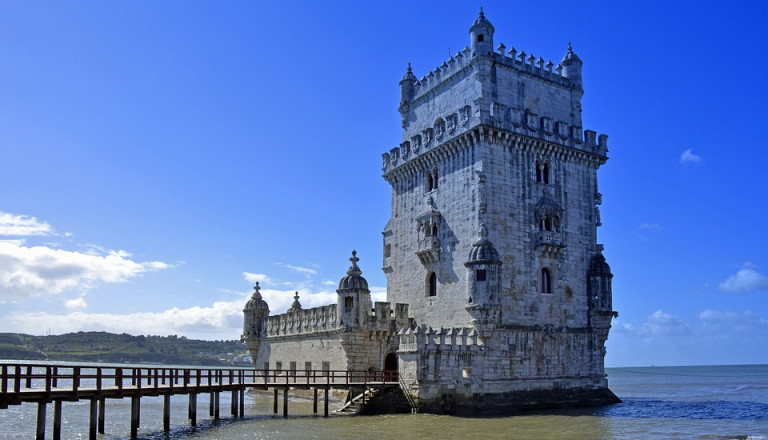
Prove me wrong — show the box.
[535,160,542,182]
[535,160,551,184]
[433,168,438,189]
[476,269,487,282]
[427,272,437,297]
[431,222,438,237]
[541,268,552,293]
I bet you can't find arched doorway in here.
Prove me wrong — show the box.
[384,353,398,381]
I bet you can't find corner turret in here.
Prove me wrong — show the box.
[242,282,270,339]
[469,7,495,56]
[559,42,583,87]
[398,63,417,123]
[337,251,371,328]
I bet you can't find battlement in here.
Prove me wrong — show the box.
[263,301,410,338]
[382,125,609,177]
[265,304,338,337]
[409,44,572,104]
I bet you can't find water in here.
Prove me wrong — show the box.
[1,364,766,439]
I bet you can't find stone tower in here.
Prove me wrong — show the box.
[382,9,619,413]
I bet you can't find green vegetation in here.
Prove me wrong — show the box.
[0,332,250,366]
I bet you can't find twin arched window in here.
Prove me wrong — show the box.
[535,160,551,184]
[426,168,439,192]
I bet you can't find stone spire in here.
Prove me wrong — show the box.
[287,291,302,313]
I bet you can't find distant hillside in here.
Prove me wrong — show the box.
[0,332,250,366]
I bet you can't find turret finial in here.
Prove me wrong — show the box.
[347,250,362,276]
[252,281,262,300]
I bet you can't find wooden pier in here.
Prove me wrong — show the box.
[0,363,400,439]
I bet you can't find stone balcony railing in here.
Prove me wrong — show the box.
[416,237,440,264]
[536,231,562,246]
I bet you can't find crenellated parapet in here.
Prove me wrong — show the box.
[265,304,338,337]
[383,126,609,182]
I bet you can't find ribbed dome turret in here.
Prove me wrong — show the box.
[467,224,500,264]
[338,250,369,291]
[560,42,582,65]
[469,7,495,34]
[244,282,269,314]
[588,251,612,278]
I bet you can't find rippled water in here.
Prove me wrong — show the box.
[2,364,767,439]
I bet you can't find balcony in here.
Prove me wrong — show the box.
[416,237,440,264]
[536,231,563,258]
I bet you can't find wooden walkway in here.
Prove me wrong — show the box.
[0,363,400,440]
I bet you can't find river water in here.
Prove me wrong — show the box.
[1,364,766,439]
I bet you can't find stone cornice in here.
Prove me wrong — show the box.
[382,125,608,184]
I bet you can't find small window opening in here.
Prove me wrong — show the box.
[433,169,438,189]
[384,244,391,258]
[544,217,552,232]
[477,34,484,42]
[275,362,282,373]
[543,162,550,184]
[344,296,354,308]
[476,269,487,282]
[428,272,437,297]
[541,268,552,294]
[322,361,330,373]
[431,223,438,237]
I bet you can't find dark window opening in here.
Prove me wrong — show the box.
[345,296,353,308]
[543,162,550,184]
[477,34,484,42]
[476,269,487,282]
[541,268,552,293]
[428,272,437,297]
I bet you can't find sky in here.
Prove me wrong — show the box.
[0,1,766,368]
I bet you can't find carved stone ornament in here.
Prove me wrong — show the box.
[525,111,539,131]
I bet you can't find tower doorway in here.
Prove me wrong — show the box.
[384,353,398,381]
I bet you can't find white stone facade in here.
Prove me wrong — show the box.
[243,10,618,414]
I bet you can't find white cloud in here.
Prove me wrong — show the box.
[719,265,768,294]
[281,264,318,275]
[0,240,169,301]
[643,310,690,336]
[699,309,768,331]
[680,148,701,164]
[0,212,53,236]
[243,272,271,284]
[64,296,88,310]
[4,282,387,340]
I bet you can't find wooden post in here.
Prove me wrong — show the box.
[239,388,245,418]
[313,388,318,414]
[189,393,197,427]
[163,394,171,432]
[324,387,329,417]
[53,400,62,440]
[214,391,220,420]
[273,388,278,414]
[89,398,97,440]
[98,397,105,434]
[130,395,140,439]
[36,401,46,440]
[209,391,214,417]
[283,388,288,418]
[231,389,237,417]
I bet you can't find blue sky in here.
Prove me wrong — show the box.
[0,1,766,367]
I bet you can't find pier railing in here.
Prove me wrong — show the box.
[1,362,402,439]
[1,362,398,407]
